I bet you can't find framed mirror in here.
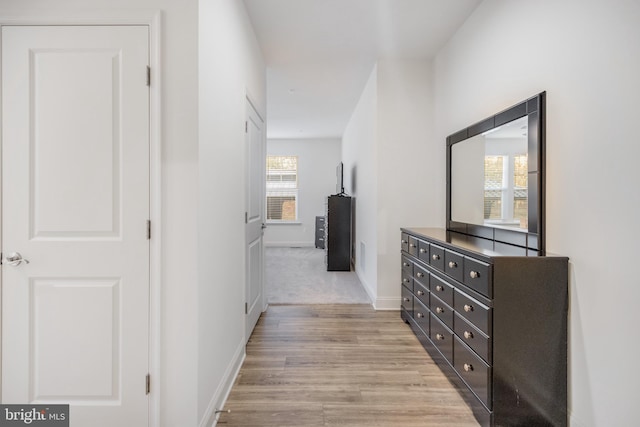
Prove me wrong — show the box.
[446,92,545,252]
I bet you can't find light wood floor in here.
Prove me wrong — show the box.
[218,305,480,426]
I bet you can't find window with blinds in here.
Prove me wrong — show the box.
[266,156,298,221]
[484,154,528,229]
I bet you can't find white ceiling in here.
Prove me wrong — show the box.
[243,0,482,139]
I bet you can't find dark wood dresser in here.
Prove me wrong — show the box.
[400,227,568,426]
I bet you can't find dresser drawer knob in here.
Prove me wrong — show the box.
[401,240,407,244]
[432,254,440,261]
[436,333,445,340]
[409,243,416,248]
[463,330,474,340]
[417,312,424,319]
[436,307,445,314]
[417,290,425,296]
[448,261,457,269]
[403,278,410,283]
[463,363,474,372]
[463,304,474,312]
[403,298,411,303]
[416,272,424,278]
[419,248,427,253]
[469,270,480,279]
[403,262,410,267]
[435,285,444,292]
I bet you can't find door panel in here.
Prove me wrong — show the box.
[2,25,150,426]
[245,100,265,341]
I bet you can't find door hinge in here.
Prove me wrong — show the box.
[146,66,151,87]
[245,121,248,133]
[245,302,248,314]
[146,220,151,240]
[145,374,150,395]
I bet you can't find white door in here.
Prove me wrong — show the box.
[1,26,150,426]
[245,99,265,341]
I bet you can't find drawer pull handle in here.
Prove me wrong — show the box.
[416,272,424,278]
[463,363,474,372]
[409,243,416,248]
[403,262,410,267]
[403,298,411,303]
[403,278,410,283]
[436,333,445,340]
[432,254,440,261]
[469,270,480,279]
[417,290,425,296]
[448,261,457,268]
[463,304,474,312]
[401,240,407,244]
[435,285,444,292]
[436,307,445,314]
[463,331,474,340]
[419,248,427,253]
[417,312,424,318]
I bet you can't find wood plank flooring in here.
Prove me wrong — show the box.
[218,305,480,426]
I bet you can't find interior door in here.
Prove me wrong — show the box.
[245,99,265,341]
[1,25,150,426]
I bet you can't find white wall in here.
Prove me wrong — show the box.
[376,59,436,309]
[198,0,265,425]
[342,66,379,302]
[264,138,341,247]
[0,1,200,425]
[342,60,435,309]
[434,1,640,425]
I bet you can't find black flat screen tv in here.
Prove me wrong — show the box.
[336,161,344,195]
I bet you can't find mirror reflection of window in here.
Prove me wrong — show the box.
[451,115,529,230]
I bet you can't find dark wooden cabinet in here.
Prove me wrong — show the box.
[326,195,352,271]
[400,227,568,426]
[315,216,325,249]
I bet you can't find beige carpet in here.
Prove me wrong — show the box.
[266,247,371,305]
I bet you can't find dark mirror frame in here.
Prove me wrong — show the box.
[446,92,546,253]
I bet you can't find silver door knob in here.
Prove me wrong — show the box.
[2,252,30,266]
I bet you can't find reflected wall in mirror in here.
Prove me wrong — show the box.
[451,116,528,229]
[446,92,545,252]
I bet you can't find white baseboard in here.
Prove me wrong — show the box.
[200,341,246,427]
[355,268,375,304]
[373,296,400,311]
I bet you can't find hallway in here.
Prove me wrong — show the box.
[219,305,479,426]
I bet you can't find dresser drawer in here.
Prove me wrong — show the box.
[414,298,430,335]
[454,337,492,410]
[414,263,429,288]
[400,232,409,253]
[429,244,445,271]
[414,281,429,307]
[408,236,419,257]
[454,313,491,364]
[431,293,454,330]
[401,286,413,316]
[430,314,453,364]
[401,255,413,275]
[445,249,464,283]
[417,239,430,264]
[401,272,413,293]
[454,290,491,336]
[430,274,454,307]
[463,257,491,298]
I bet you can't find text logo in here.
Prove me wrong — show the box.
[0,405,69,427]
